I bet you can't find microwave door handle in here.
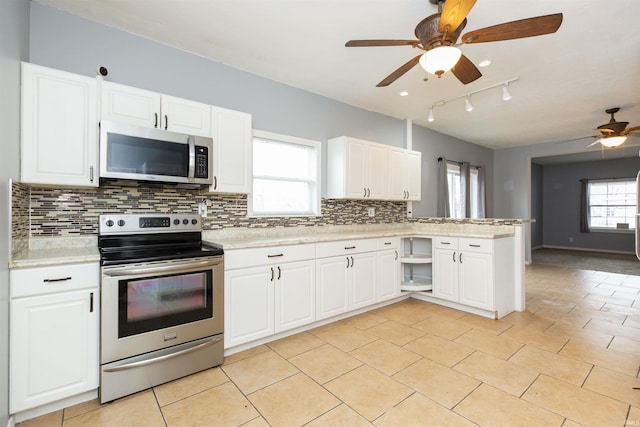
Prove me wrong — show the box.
[187,135,196,182]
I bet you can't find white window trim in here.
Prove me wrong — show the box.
[248,129,321,217]
[587,178,636,233]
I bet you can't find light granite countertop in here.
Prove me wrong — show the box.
[9,222,521,268]
[203,223,517,250]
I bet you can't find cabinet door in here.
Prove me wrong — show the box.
[344,139,368,198]
[21,63,98,187]
[350,252,377,309]
[433,248,459,302]
[459,251,494,311]
[10,289,99,413]
[275,260,315,333]
[161,95,211,136]
[225,266,273,348]
[100,81,161,128]
[387,148,406,200]
[209,107,252,193]
[316,256,349,320]
[406,150,422,201]
[378,248,400,301]
[366,144,388,199]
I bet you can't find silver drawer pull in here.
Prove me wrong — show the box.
[344,246,356,250]
[384,242,392,245]
[43,277,72,283]
[267,254,284,258]
[469,244,481,247]
[440,242,451,245]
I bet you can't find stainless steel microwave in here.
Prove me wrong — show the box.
[99,121,213,185]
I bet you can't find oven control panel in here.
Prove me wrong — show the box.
[99,214,202,234]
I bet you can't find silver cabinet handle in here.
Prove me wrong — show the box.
[89,166,94,183]
[277,266,281,280]
[270,267,274,281]
[103,337,222,372]
[367,188,371,197]
[459,253,463,263]
[268,254,284,258]
[469,244,481,248]
[364,188,367,198]
[344,246,356,250]
[164,114,168,130]
[452,252,456,263]
[384,242,392,245]
[346,257,350,268]
[154,112,158,128]
[394,250,398,260]
[90,292,94,313]
[213,176,217,190]
[440,242,451,245]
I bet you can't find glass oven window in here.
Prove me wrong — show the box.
[118,270,213,338]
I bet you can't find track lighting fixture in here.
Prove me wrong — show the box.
[426,77,518,123]
[465,96,474,112]
[502,83,512,101]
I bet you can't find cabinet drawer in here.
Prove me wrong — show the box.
[433,236,458,250]
[459,238,493,253]
[316,238,378,258]
[225,243,316,270]
[10,262,99,298]
[377,237,400,250]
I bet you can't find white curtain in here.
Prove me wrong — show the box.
[461,162,470,218]
[472,166,487,218]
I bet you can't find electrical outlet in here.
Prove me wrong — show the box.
[368,207,375,217]
[198,202,208,218]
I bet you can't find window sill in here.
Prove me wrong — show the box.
[588,227,634,234]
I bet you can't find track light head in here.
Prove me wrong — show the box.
[502,84,512,101]
[427,107,435,122]
[465,96,474,112]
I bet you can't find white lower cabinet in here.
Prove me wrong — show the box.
[378,238,401,301]
[224,244,315,348]
[315,239,378,320]
[432,236,514,317]
[9,263,99,413]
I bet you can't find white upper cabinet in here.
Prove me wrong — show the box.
[208,106,252,193]
[327,136,421,201]
[100,81,211,137]
[388,147,422,201]
[327,136,388,199]
[21,62,98,187]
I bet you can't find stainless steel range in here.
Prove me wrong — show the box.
[98,213,224,403]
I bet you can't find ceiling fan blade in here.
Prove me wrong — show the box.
[376,54,422,87]
[451,54,481,84]
[623,126,640,135]
[586,139,601,148]
[439,0,477,33]
[346,40,419,47]
[461,13,563,44]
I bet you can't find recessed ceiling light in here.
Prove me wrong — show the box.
[399,91,409,97]
[478,60,492,68]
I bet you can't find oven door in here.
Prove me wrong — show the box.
[101,256,223,364]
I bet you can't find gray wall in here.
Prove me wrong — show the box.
[540,157,640,253]
[0,0,30,423]
[28,3,493,211]
[412,124,494,217]
[530,163,543,248]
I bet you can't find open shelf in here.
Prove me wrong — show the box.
[400,236,433,292]
[401,278,432,292]
[400,255,432,264]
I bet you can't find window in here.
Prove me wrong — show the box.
[447,162,481,218]
[587,179,636,231]
[249,130,320,216]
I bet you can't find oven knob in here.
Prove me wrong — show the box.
[173,219,180,225]
[117,219,126,227]
[105,219,114,227]
[191,219,198,225]
[183,219,189,225]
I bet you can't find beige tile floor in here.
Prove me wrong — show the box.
[19,263,640,426]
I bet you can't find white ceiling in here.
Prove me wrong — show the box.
[35,0,640,150]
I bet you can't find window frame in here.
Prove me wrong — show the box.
[587,178,636,234]
[248,130,321,217]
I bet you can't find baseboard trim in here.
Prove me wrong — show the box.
[539,245,635,256]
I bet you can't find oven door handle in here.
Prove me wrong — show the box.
[103,336,222,373]
[103,259,220,277]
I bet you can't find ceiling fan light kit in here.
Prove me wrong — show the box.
[599,136,627,148]
[419,46,462,77]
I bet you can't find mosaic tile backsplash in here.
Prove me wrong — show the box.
[12,180,524,247]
